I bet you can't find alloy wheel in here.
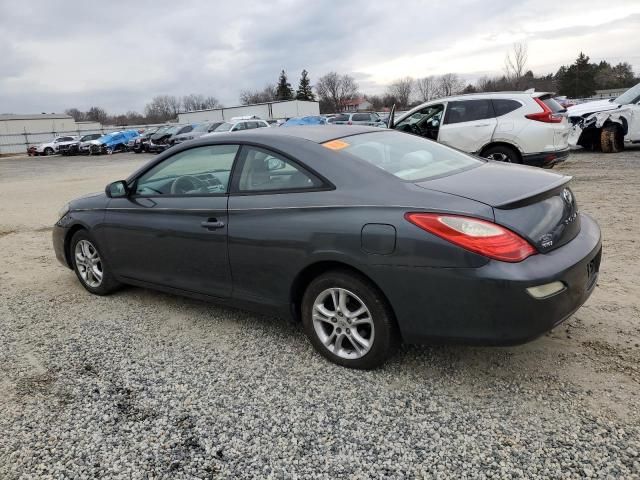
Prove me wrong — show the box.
[312,287,375,359]
[74,240,103,288]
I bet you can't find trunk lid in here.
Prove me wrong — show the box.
[415,162,580,253]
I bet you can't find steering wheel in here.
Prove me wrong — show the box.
[170,175,208,194]
[408,123,425,136]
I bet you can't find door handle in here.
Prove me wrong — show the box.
[201,219,225,230]
[474,123,491,127]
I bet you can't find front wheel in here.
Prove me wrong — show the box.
[481,145,521,164]
[70,230,121,295]
[44,147,54,156]
[301,270,399,369]
[600,124,624,153]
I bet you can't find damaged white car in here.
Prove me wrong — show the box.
[567,83,640,153]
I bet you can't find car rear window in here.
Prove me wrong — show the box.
[538,96,565,113]
[332,131,482,181]
[352,113,371,121]
[492,99,522,116]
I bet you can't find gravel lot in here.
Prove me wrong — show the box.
[1,149,639,479]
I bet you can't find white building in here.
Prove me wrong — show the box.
[177,100,320,123]
[0,113,76,135]
[0,114,106,155]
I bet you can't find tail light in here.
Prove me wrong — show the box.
[405,213,536,262]
[525,98,563,123]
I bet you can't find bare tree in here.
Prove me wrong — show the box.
[315,72,359,112]
[182,94,222,111]
[436,73,463,97]
[86,106,108,124]
[415,76,439,102]
[144,95,181,122]
[64,108,85,122]
[239,84,277,105]
[504,42,528,89]
[387,77,414,109]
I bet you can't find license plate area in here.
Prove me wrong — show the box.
[586,248,601,291]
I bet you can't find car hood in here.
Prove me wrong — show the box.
[69,191,108,210]
[414,161,569,208]
[567,99,619,117]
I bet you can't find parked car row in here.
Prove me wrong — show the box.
[30,130,140,156]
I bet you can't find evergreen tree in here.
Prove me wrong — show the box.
[557,52,597,98]
[295,70,315,101]
[276,70,293,101]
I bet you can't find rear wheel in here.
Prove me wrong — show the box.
[600,124,624,153]
[301,270,399,369]
[70,230,120,295]
[481,145,521,164]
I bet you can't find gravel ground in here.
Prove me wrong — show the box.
[0,150,639,479]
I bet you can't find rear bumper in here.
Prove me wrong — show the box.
[522,148,570,168]
[372,213,602,345]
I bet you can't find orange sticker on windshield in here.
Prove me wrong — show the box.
[322,139,350,150]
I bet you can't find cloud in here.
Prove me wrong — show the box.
[0,0,638,114]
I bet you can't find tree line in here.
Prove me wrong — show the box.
[65,93,222,126]
[65,45,638,124]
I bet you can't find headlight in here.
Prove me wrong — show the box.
[57,203,70,220]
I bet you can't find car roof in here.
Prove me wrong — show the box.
[223,125,382,143]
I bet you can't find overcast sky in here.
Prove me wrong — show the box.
[1,0,639,114]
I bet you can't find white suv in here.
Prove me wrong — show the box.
[203,119,270,136]
[35,136,79,156]
[393,92,570,168]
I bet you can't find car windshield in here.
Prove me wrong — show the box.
[335,131,482,181]
[614,83,640,105]
[192,123,212,132]
[166,126,181,135]
[214,122,233,132]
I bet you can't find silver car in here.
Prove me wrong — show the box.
[331,112,386,127]
[173,122,224,145]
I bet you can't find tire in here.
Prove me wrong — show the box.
[481,144,521,164]
[70,230,121,295]
[44,147,54,156]
[301,270,400,369]
[600,124,624,153]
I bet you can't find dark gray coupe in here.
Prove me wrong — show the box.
[53,126,601,369]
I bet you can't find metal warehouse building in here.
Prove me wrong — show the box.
[0,114,103,155]
[177,100,320,124]
[0,113,77,135]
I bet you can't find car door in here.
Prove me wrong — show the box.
[437,99,497,153]
[628,103,640,141]
[103,144,239,297]
[227,145,328,304]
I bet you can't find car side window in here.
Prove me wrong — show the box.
[492,99,522,116]
[247,122,259,129]
[135,144,239,196]
[370,113,380,122]
[352,113,370,121]
[237,146,323,192]
[232,122,247,131]
[444,100,495,124]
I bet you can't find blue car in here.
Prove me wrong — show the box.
[85,130,140,155]
[282,116,328,127]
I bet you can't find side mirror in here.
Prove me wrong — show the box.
[105,180,129,198]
